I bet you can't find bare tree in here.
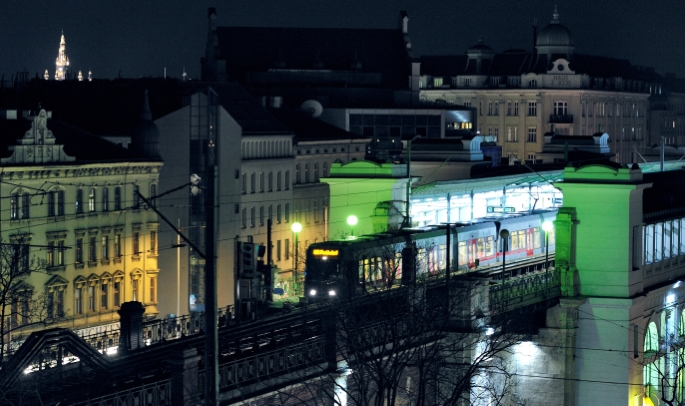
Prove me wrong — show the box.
[0,238,52,363]
[277,241,531,406]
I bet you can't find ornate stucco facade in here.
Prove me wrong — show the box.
[0,108,162,338]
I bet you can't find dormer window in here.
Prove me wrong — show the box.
[490,77,500,87]
[433,77,443,88]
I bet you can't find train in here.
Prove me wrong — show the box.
[303,209,557,300]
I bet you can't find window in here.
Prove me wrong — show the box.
[507,126,518,142]
[528,79,537,88]
[260,206,265,226]
[464,78,471,87]
[132,232,140,255]
[101,282,108,310]
[114,233,122,258]
[268,172,273,191]
[277,171,282,190]
[250,207,256,227]
[487,101,494,116]
[48,240,65,267]
[285,170,290,190]
[21,193,29,219]
[259,172,264,192]
[88,187,96,212]
[102,187,109,212]
[295,165,301,184]
[277,240,282,261]
[150,277,157,302]
[285,203,290,223]
[102,236,109,260]
[149,184,157,207]
[89,236,97,262]
[114,186,122,210]
[323,162,328,177]
[527,153,536,161]
[241,208,247,228]
[305,164,310,183]
[553,101,568,116]
[88,285,95,312]
[285,239,290,260]
[314,164,319,182]
[149,231,157,255]
[527,127,537,143]
[241,173,247,194]
[132,279,139,302]
[76,189,84,214]
[75,238,84,263]
[514,102,519,116]
[133,185,140,209]
[433,77,443,87]
[75,287,83,314]
[527,102,537,116]
[277,204,282,223]
[507,102,512,116]
[48,288,64,318]
[10,193,18,220]
[268,205,273,223]
[250,173,256,193]
[113,281,121,307]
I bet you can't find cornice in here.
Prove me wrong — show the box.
[0,162,163,181]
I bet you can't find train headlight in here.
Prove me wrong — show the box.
[328,290,336,297]
[309,289,317,296]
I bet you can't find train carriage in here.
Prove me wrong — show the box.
[304,210,557,300]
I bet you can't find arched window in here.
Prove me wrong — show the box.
[112,271,124,307]
[88,187,96,212]
[87,274,100,312]
[131,269,143,302]
[645,321,659,354]
[101,187,109,212]
[100,272,112,310]
[74,276,87,315]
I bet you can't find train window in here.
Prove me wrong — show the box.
[458,241,467,266]
[511,230,525,250]
[476,238,485,258]
[438,244,446,270]
[534,227,542,249]
[665,221,672,259]
[395,252,403,280]
[485,236,495,257]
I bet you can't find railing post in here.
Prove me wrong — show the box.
[168,347,202,406]
[118,301,145,352]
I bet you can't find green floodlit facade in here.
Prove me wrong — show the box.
[556,164,648,298]
[321,160,411,239]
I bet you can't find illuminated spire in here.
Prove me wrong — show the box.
[55,32,70,81]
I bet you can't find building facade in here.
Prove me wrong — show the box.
[0,107,162,341]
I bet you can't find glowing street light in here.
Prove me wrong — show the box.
[291,222,303,295]
[347,215,358,238]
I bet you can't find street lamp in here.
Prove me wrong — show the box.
[499,229,509,278]
[542,220,553,287]
[347,215,358,239]
[291,222,303,295]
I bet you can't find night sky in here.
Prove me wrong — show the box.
[1,0,684,81]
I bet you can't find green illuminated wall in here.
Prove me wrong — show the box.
[322,161,410,239]
[556,165,648,298]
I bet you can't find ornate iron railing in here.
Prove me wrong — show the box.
[489,267,560,312]
[73,379,171,406]
[212,336,327,391]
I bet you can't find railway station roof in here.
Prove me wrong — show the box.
[412,170,563,200]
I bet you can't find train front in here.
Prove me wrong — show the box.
[305,243,344,301]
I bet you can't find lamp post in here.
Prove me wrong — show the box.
[291,222,302,295]
[347,215,358,239]
[542,220,553,288]
[499,229,509,278]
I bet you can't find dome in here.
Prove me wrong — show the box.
[467,37,494,57]
[537,22,573,47]
[535,7,574,54]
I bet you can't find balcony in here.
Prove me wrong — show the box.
[549,114,573,124]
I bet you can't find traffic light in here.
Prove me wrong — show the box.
[238,242,257,277]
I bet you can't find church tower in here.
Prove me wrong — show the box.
[55,32,69,81]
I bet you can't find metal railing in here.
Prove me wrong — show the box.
[489,266,560,313]
[73,379,171,406]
